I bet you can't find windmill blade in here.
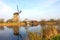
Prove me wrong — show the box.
[17,5,22,13]
[17,5,19,12]
[19,10,22,13]
[16,0,22,14]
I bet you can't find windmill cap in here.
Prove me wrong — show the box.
[13,12,19,15]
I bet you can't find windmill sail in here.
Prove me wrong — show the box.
[17,5,22,14]
[19,10,22,13]
[17,5,19,12]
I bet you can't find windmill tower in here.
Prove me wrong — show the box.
[13,5,21,22]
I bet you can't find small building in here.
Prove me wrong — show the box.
[0,19,4,23]
[30,20,39,26]
[24,18,30,26]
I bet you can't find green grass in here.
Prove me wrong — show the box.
[50,34,60,40]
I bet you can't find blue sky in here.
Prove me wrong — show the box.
[0,0,60,21]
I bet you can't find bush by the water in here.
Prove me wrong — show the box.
[50,34,60,40]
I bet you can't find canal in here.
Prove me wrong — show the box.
[0,26,41,40]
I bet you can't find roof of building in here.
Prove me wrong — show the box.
[13,12,19,15]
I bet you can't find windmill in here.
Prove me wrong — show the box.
[13,4,22,22]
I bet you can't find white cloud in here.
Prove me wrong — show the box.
[20,9,47,20]
[0,1,12,13]
[0,1,13,20]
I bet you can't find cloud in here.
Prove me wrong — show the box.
[0,1,12,13]
[20,9,48,20]
[0,0,13,20]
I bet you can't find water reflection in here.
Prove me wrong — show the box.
[0,26,4,30]
[0,25,59,40]
[6,26,19,35]
[0,25,41,40]
[0,26,27,40]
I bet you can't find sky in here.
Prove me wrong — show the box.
[0,0,60,21]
